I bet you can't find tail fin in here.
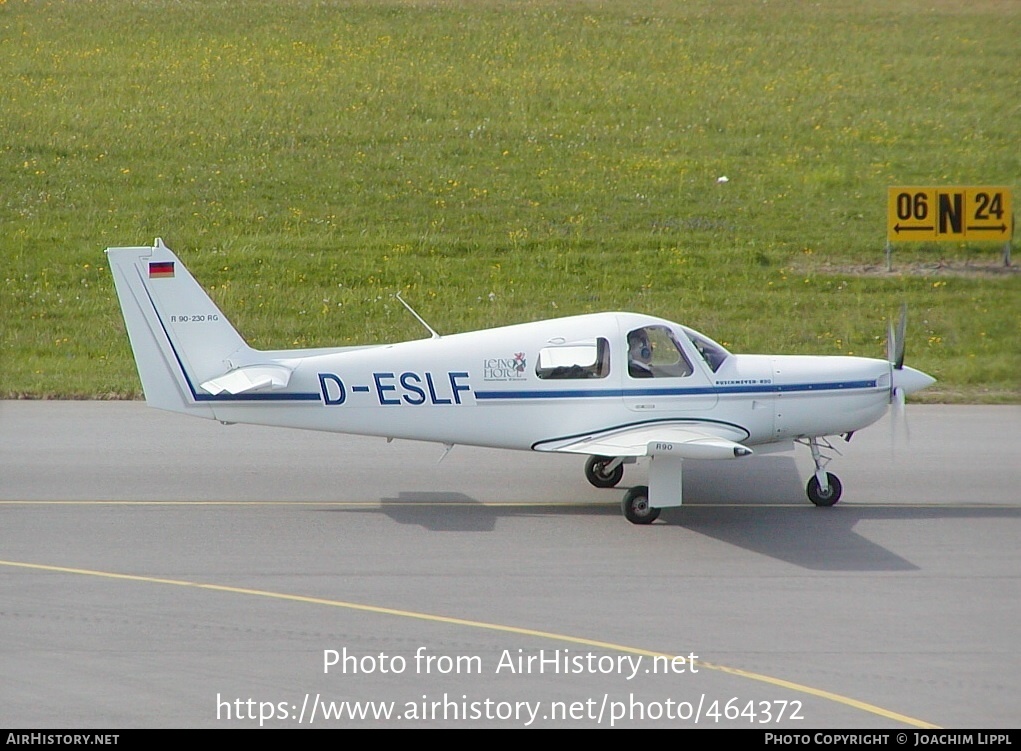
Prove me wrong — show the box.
[107,238,252,416]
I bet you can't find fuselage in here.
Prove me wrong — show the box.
[201,312,906,451]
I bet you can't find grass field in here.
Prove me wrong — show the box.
[2,0,1018,401]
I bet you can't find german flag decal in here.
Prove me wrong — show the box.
[148,261,175,278]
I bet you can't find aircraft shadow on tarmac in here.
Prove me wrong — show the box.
[325,456,1021,573]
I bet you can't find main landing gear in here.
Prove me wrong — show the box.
[621,485,659,525]
[801,436,843,507]
[584,456,662,524]
[588,455,665,526]
[584,455,624,488]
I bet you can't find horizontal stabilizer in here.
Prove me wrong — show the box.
[200,364,293,395]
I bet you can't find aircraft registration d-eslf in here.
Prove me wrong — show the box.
[107,239,935,524]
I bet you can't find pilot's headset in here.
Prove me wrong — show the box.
[630,330,652,361]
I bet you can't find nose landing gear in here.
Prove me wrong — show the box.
[801,436,843,506]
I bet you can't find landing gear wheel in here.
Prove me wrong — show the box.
[806,473,842,506]
[585,455,624,489]
[622,485,660,525]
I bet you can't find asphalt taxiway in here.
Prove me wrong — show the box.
[1,401,1018,728]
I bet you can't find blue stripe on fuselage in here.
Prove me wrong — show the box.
[475,380,878,401]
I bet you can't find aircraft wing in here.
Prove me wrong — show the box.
[535,422,752,460]
[200,364,294,395]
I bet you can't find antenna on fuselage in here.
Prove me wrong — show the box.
[396,292,441,339]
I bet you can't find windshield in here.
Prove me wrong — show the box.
[682,328,730,372]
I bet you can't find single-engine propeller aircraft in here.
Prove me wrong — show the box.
[107,239,935,524]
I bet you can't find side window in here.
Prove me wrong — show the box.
[627,326,693,378]
[536,338,609,379]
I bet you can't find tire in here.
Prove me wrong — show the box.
[806,473,842,506]
[585,455,624,489]
[622,485,660,524]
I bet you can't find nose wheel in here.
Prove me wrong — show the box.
[806,472,842,506]
[801,437,843,506]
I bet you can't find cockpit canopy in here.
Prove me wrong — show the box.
[532,319,731,380]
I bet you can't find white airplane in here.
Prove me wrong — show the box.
[107,239,935,524]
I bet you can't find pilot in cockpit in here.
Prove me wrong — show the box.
[627,328,654,378]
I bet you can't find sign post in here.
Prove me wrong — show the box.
[886,186,1013,269]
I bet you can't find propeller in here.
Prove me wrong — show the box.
[884,304,936,447]
[887,303,908,408]
[887,302,907,373]
[886,303,936,402]
[886,305,909,447]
